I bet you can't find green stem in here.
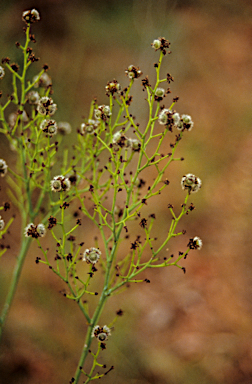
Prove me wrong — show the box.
[0,237,32,339]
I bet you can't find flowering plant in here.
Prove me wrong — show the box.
[0,9,202,383]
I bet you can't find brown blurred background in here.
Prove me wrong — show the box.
[1,0,252,383]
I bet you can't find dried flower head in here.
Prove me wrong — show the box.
[40,119,57,136]
[105,80,121,96]
[129,138,141,152]
[83,247,101,264]
[0,66,5,79]
[181,173,202,193]
[51,175,71,192]
[94,105,111,121]
[37,223,46,237]
[57,122,72,135]
[112,131,131,149]
[27,91,40,104]
[188,236,203,250]
[125,65,142,80]
[0,216,5,231]
[151,37,171,55]
[37,96,57,116]
[22,9,40,24]
[158,109,180,131]
[91,325,111,341]
[177,114,194,132]
[24,222,46,238]
[0,159,8,177]
[33,72,51,88]
[80,119,99,135]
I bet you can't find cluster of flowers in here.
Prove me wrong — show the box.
[112,131,141,152]
[50,175,71,192]
[24,223,46,238]
[158,109,194,132]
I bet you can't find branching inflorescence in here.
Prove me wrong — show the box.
[0,9,202,384]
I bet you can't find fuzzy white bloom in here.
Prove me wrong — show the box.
[33,72,51,88]
[50,175,71,192]
[152,39,161,50]
[37,223,46,237]
[125,65,142,80]
[37,96,57,116]
[57,122,72,135]
[27,91,40,104]
[83,247,101,264]
[0,66,5,79]
[193,236,203,250]
[91,325,111,341]
[80,119,99,134]
[181,173,202,193]
[22,9,40,23]
[40,119,58,136]
[177,114,194,131]
[129,138,141,152]
[0,159,8,177]
[94,105,111,120]
[0,216,5,231]
[155,88,165,98]
[24,222,45,238]
[188,236,203,250]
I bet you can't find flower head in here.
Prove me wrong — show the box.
[0,66,5,79]
[50,175,71,192]
[0,159,8,177]
[80,119,99,135]
[181,173,202,193]
[177,114,194,132]
[125,65,142,80]
[40,119,57,136]
[37,96,57,116]
[83,247,101,264]
[33,72,51,88]
[129,138,141,152]
[27,91,40,104]
[37,223,46,237]
[91,325,111,341]
[188,236,203,250]
[94,105,111,121]
[24,222,46,238]
[22,9,40,24]
[151,37,171,55]
[105,80,121,96]
[158,109,180,131]
[155,87,165,101]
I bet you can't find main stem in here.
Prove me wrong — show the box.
[0,237,32,339]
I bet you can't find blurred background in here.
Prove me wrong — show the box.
[1,0,252,383]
